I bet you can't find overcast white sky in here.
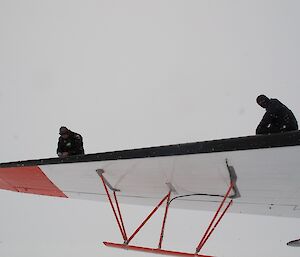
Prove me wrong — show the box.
[0,1,300,257]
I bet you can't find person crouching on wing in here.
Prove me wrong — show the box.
[57,126,85,157]
[256,94,298,135]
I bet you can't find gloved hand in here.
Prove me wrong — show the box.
[58,152,69,158]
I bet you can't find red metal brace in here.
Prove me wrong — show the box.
[158,191,171,249]
[99,172,234,257]
[99,174,127,241]
[195,182,234,254]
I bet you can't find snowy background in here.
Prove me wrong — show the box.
[0,1,300,256]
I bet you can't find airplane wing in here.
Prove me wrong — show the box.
[1,131,300,218]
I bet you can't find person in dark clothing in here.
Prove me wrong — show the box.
[57,126,85,157]
[256,95,298,135]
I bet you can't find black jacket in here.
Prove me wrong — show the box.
[256,99,298,135]
[57,131,84,156]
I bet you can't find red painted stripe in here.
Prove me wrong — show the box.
[0,166,67,197]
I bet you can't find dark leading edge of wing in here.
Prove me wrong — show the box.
[1,131,300,168]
